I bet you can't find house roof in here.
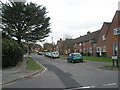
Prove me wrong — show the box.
[100,22,111,35]
[74,30,101,44]
[104,22,111,27]
[106,10,120,36]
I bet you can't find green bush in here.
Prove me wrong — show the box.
[19,43,27,54]
[2,39,24,67]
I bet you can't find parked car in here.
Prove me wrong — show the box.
[37,51,42,55]
[51,51,59,59]
[67,53,83,63]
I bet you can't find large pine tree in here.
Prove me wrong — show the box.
[2,1,51,43]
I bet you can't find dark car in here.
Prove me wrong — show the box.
[67,53,83,63]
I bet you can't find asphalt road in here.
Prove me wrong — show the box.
[3,53,118,89]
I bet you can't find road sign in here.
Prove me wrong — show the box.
[112,56,118,59]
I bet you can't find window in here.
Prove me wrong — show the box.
[97,47,100,52]
[113,43,118,55]
[93,43,96,47]
[102,46,106,52]
[102,35,106,41]
[89,47,92,53]
[113,28,120,35]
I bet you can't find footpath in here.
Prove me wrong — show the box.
[1,54,45,86]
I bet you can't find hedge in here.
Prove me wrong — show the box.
[2,39,24,67]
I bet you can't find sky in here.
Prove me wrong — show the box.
[1,0,120,45]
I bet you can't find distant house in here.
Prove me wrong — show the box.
[56,38,74,55]
[56,38,65,55]
[43,43,53,52]
[64,39,74,55]
[73,30,100,56]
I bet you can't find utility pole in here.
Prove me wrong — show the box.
[52,36,54,52]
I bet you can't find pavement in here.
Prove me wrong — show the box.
[1,54,117,86]
[1,54,46,86]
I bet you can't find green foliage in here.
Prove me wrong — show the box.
[2,1,51,43]
[2,39,24,67]
[19,43,27,54]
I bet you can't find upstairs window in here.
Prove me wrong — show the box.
[102,35,106,41]
[113,28,120,35]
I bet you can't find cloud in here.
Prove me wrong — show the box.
[2,0,119,44]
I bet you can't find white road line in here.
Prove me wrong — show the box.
[103,83,117,86]
[79,86,96,88]
[65,86,96,90]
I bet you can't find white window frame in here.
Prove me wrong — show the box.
[102,35,106,41]
[102,46,106,52]
[89,47,92,53]
[113,28,120,35]
[113,43,118,56]
[97,47,100,52]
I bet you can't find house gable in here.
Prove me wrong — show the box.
[105,11,120,56]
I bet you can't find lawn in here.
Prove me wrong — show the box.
[59,55,68,59]
[26,57,42,70]
[60,55,120,63]
[83,56,114,62]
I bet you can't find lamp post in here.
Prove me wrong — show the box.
[52,36,54,52]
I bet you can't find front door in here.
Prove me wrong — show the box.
[113,43,118,56]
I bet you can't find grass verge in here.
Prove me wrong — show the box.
[59,55,68,59]
[83,56,113,62]
[26,57,42,70]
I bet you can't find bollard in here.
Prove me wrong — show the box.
[116,59,118,67]
[112,59,115,67]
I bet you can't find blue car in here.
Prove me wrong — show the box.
[67,53,83,63]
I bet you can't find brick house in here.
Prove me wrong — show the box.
[56,38,65,55]
[56,10,120,57]
[56,38,74,55]
[43,43,53,51]
[73,30,100,56]
[64,39,74,55]
[96,22,111,57]
[105,11,120,57]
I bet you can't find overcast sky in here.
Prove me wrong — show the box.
[2,0,120,45]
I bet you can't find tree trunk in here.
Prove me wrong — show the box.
[17,37,21,44]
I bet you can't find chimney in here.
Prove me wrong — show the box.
[60,38,62,41]
[87,31,90,34]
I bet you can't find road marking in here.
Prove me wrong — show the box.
[64,86,95,90]
[79,86,95,88]
[103,83,117,86]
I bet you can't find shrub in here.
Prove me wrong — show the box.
[2,39,24,67]
[19,43,27,54]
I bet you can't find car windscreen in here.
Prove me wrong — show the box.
[73,53,82,57]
